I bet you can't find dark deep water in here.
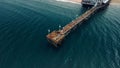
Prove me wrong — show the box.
[0,0,120,68]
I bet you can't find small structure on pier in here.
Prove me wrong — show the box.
[81,0,110,6]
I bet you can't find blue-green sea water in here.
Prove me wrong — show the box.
[0,0,120,68]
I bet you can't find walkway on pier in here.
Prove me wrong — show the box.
[61,6,99,35]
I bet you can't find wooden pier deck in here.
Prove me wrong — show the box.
[46,5,103,47]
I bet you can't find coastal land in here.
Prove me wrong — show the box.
[111,0,120,3]
[67,0,120,3]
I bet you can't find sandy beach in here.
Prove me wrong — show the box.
[67,0,120,3]
[111,0,120,3]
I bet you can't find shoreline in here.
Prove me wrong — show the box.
[56,0,120,4]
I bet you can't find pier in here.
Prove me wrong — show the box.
[46,0,110,47]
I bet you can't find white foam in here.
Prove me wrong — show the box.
[56,0,81,4]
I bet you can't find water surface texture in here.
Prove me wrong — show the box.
[0,0,120,68]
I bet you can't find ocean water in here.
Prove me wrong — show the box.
[0,0,120,68]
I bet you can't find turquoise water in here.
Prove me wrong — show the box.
[0,0,120,68]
